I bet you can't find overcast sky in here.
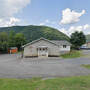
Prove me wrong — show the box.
[0,0,90,35]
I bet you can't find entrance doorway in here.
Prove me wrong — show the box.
[38,46,48,57]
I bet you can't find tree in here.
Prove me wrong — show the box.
[8,31,16,47]
[15,33,27,50]
[70,31,86,49]
[0,32,9,52]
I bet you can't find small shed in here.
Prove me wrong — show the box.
[8,47,18,54]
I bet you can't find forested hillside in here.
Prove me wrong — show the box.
[0,25,70,42]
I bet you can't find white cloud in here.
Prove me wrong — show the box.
[60,8,85,24]
[0,0,31,27]
[0,17,20,27]
[0,0,31,18]
[40,23,45,26]
[45,20,50,23]
[60,28,69,35]
[60,24,90,36]
[83,24,90,30]
[40,19,50,26]
[40,19,56,26]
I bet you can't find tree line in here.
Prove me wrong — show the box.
[0,30,86,53]
[0,31,26,53]
[70,31,86,50]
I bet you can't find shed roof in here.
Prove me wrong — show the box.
[51,40,71,46]
[22,37,59,47]
[22,37,71,48]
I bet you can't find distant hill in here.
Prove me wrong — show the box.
[0,25,70,42]
[86,34,90,42]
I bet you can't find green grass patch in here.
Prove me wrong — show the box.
[61,50,82,59]
[1,76,90,90]
[81,64,90,69]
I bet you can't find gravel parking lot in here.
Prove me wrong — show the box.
[0,50,90,78]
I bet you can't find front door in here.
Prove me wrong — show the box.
[38,48,48,57]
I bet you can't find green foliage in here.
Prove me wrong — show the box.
[0,31,26,53]
[0,76,90,90]
[14,33,27,50]
[0,25,70,42]
[8,31,16,47]
[81,64,90,69]
[61,50,82,59]
[0,32,8,53]
[70,31,86,49]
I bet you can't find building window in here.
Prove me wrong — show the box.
[63,45,67,48]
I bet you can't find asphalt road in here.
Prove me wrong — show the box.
[0,50,90,78]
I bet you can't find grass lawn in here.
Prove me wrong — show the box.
[1,76,90,90]
[61,50,82,59]
[81,64,90,69]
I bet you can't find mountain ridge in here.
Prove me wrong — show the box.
[0,25,70,42]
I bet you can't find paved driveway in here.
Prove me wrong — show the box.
[0,50,90,78]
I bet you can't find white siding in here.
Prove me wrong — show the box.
[60,46,70,51]
[59,46,70,54]
[24,39,60,57]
